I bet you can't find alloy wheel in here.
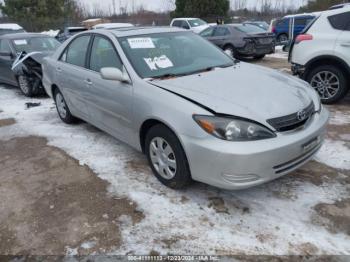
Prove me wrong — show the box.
[310,71,340,100]
[149,137,177,180]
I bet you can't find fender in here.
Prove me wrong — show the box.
[305,55,350,76]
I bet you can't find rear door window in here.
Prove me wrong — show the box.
[61,35,91,67]
[328,12,350,30]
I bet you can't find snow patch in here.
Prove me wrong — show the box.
[0,87,349,255]
[315,139,350,170]
[329,110,350,125]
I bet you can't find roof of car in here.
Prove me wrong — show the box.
[329,3,350,9]
[105,26,186,37]
[0,32,52,39]
[0,23,23,30]
[172,18,200,20]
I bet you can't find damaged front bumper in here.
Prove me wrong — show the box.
[291,63,306,78]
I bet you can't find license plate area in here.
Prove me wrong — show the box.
[302,136,320,152]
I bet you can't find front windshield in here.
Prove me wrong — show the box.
[235,24,266,33]
[12,37,60,53]
[188,19,207,27]
[118,32,234,79]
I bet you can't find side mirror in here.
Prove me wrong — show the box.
[0,51,13,58]
[100,67,131,83]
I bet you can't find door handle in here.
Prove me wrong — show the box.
[341,42,350,47]
[56,67,62,72]
[84,79,92,85]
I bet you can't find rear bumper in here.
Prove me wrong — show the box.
[238,44,275,57]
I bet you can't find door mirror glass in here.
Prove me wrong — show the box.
[100,67,130,83]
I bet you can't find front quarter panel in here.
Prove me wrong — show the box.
[132,79,213,151]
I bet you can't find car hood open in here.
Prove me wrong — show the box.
[149,62,314,126]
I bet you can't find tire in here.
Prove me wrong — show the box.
[53,88,78,124]
[253,55,265,60]
[223,45,236,58]
[17,75,36,97]
[145,124,192,189]
[277,34,288,43]
[306,64,349,104]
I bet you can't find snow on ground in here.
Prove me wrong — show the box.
[267,45,289,60]
[330,110,350,125]
[0,86,349,255]
[315,139,350,170]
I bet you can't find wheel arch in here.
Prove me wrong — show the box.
[139,118,186,155]
[304,55,350,81]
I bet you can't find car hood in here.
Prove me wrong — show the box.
[29,51,54,64]
[149,62,314,126]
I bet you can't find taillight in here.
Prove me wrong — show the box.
[295,34,313,44]
[272,27,276,33]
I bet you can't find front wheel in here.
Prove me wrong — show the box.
[223,46,235,58]
[145,125,192,189]
[18,75,35,97]
[306,65,349,104]
[53,88,78,124]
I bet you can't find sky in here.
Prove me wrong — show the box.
[79,0,307,13]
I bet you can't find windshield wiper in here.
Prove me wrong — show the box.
[149,73,184,81]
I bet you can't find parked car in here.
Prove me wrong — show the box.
[92,23,134,29]
[56,27,88,42]
[0,23,25,36]
[200,24,275,59]
[170,18,209,34]
[243,21,269,31]
[42,27,328,190]
[329,3,350,10]
[0,33,60,96]
[271,14,315,43]
[290,7,350,104]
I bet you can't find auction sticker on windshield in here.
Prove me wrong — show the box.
[144,55,174,70]
[128,37,155,49]
[13,39,27,45]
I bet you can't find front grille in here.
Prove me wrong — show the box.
[267,102,315,132]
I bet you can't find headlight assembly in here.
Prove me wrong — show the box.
[193,115,276,141]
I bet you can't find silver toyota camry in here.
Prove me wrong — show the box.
[42,27,329,190]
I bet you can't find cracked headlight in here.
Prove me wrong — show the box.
[193,115,276,141]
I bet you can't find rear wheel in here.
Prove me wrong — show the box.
[145,124,192,189]
[53,88,78,124]
[306,65,349,104]
[277,33,288,43]
[223,45,236,58]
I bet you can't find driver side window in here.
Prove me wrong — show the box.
[89,36,122,72]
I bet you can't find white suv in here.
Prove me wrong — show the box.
[170,18,209,34]
[290,7,350,104]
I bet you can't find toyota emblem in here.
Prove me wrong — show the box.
[297,110,307,121]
